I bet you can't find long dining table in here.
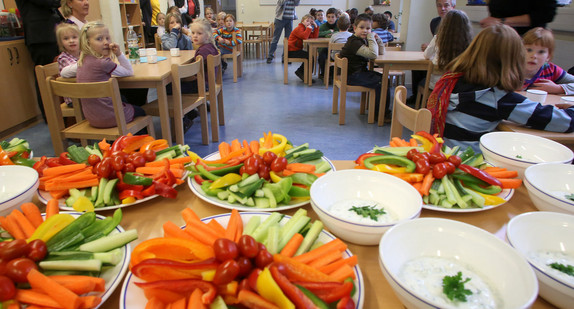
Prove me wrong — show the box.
[303,37,331,86]
[58,160,557,309]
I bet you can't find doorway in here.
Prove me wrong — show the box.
[204,0,236,18]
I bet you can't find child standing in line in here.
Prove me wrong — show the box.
[214,14,242,71]
[315,9,326,27]
[156,12,166,37]
[161,12,193,50]
[76,21,146,128]
[288,14,319,82]
[318,13,352,79]
[522,27,574,95]
[371,13,394,43]
[205,7,217,28]
[427,24,574,152]
[340,14,386,119]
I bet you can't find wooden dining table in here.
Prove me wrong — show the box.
[303,37,331,86]
[117,50,196,146]
[239,22,273,59]
[47,160,555,309]
[373,51,433,126]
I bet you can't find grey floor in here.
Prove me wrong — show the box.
[11,48,408,160]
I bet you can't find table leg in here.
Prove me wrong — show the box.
[378,66,391,126]
[308,45,314,86]
[156,83,172,145]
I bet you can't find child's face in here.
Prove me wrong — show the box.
[157,14,165,26]
[61,30,79,54]
[327,13,336,25]
[206,11,213,20]
[191,24,210,46]
[302,18,313,27]
[525,44,550,73]
[354,20,372,39]
[88,27,112,57]
[225,17,234,29]
[217,16,225,26]
[316,12,324,22]
[169,16,181,31]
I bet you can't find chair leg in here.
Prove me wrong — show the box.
[324,63,330,89]
[147,119,156,139]
[303,62,308,84]
[332,85,339,114]
[359,93,366,115]
[218,90,225,126]
[209,93,219,142]
[339,88,347,125]
[198,103,209,145]
[233,56,238,83]
[284,58,289,85]
[238,53,243,77]
[367,90,376,124]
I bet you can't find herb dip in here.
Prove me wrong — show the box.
[399,256,500,309]
[329,199,397,224]
[528,251,574,285]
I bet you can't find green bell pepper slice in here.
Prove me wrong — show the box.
[363,155,416,173]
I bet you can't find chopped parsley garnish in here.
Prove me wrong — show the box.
[516,155,523,159]
[549,262,574,277]
[443,272,473,302]
[349,205,386,221]
[565,194,574,202]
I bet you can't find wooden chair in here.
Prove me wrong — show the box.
[283,38,308,84]
[253,21,272,57]
[389,85,432,138]
[35,63,78,120]
[324,42,345,89]
[332,54,376,125]
[154,33,162,51]
[221,32,243,83]
[142,57,209,145]
[206,53,225,142]
[43,76,155,155]
[242,24,264,59]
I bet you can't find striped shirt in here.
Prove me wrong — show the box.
[214,27,243,52]
[442,79,574,151]
[372,28,394,43]
[282,0,296,20]
[523,62,574,95]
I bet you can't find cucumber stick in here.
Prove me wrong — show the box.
[265,225,280,254]
[39,259,102,272]
[244,216,261,236]
[250,213,283,243]
[79,229,138,252]
[278,209,311,250]
[295,220,323,256]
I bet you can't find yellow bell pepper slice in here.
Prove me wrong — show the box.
[475,191,506,206]
[209,173,242,189]
[201,269,216,281]
[122,196,137,204]
[28,213,75,242]
[73,196,94,212]
[411,134,433,152]
[259,133,288,156]
[187,150,202,164]
[269,171,282,183]
[372,164,408,174]
[256,267,295,309]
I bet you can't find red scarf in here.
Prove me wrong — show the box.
[427,72,463,136]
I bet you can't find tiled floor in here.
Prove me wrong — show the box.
[10,50,406,160]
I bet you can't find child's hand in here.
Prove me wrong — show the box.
[109,43,121,56]
[171,23,181,31]
[218,37,224,43]
[531,79,565,95]
[224,39,231,45]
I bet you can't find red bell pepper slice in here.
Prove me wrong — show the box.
[33,156,47,174]
[237,290,280,309]
[118,190,145,200]
[59,152,77,165]
[416,131,442,154]
[458,164,503,187]
[247,269,261,292]
[116,181,144,192]
[153,180,178,199]
[194,174,207,185]
[141,184,156,197]
[21,151,30,159]
[355,153,382,166]
[134,278,217,305]
[336,296,355,309]
[46,157,62,167]
[270,264,316,309]
[132,258,219,283]
[294,281,354,303]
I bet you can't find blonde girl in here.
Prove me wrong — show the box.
[427,24,574,151]
[161,12,193,50]
[76,21,146,128]
[156,12,166,36]
[216,12,227,28]
[205,7,217,28]
[56,23,81,79]
[190,18,218,63]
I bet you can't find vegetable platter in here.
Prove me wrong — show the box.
[121,209,364,309]
[0,138,35,167]
[34,134,191,212]
[355,132,522,212]
[0,202,136,308]
[188,132,335,211]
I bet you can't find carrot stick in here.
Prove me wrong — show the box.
[49,275,105,292]
[497,178,523,189]
[135,167,184,178]
[218,142,231,158]
[50,190,69,200]
[184,221,219,246]
[486,170,519,178]
[27,269,81,309]
[409,138,418,147]
[389,140,398,147]
[169,297,186,309]
[188,288,205,309]
[230,139,242,153]
[45,178,99,192]
[329,263,356,281]
[420,172,435,196]
[225,208,241,242]
[207,219,226,237]
[308,250,342,269]
[163,221,199,242]
[10,209,36,239]
[98,139,110,152]
[319,255,359,274]
[15,289,62,308]
[144,157,192,167]
[412,182,423,196]
[274,254,338,282]
[0,216,20,239]
[6,215,26,239]
[145,296,166,309]
[46,199,60,219]
[391,137,406,147]
[285,163,316,174]
[181,208,201,225]
[20,203,43,228]
[79,295,102,309]
[242,140,251,156]
[293,238,347,264]
[42,164,88,177]
[279,233,304,257]
[249,140,260,155]
[482,166,507,173]
[391,173,424,183]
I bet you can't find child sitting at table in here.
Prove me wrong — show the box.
[319,8,339,38]
[316,9,326,27]
[372,13,394,43]
[214,14,242,72]
[216,12,226,29]
[156,13,166,37]
[340,14,386,119]
[205,7,217,28]
[288,14,319,82]
[427,24,574,152]
[522,27,574,95]
[56,23,80,80]
[161,12,193,51]
[318,13,352,79]
[76,21,146,128]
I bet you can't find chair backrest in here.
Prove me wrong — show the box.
[327,42,345,61]
[206,53,223,92]
[333,53,348,87]
[389,85,432,138]
[35,62,60,109]
[154,33,162,50]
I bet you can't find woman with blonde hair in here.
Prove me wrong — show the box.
[427,24,574,151]
[60,0,89,29]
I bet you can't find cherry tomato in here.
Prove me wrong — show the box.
[0,239,28,261]
[0,260,7,276]
[444,162,456,174]
[238,235,259,258]
[0,275,16,301]
[238,278,252,292]
[411,153,425,163]
[406,148,419,161]
[213,238,239,262]
[26,240,47,262]
[447,155,462,167]
[433,163,447,179]
[258,243,267,251]
[142,149,156,162]
[130,153,146,168]
[252,154,264,165]
[247,269,262,291]
[97,157,113,179]
[262,151,277,165]
[112,156,125,172]
[87,154,101,166]
[258,164,271,180]
[429,153,446,164]
[236,256,253,278]
[270,157,288,172]
[420,152,431,162]
[123,162,136,173]
[239,165,246,175]
[415,159,430,174]
[213,259,240,285]
[255,249,273,269]
[244,157,259,175]
[6,258,37,283]
[112,151,129,160]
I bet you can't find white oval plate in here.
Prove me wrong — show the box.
[120,212,364,308]
[187,151,335,212]
[43,211,131,308]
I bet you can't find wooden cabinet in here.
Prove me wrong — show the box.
[119,0,145,50]
[0,39,40,135]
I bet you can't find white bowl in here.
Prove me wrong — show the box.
[0,165,39,216]
[524,163,574,214]
[379,218,538,309]
[309,169,422,245]
[507,212,574,308]
[479,132,573,179]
